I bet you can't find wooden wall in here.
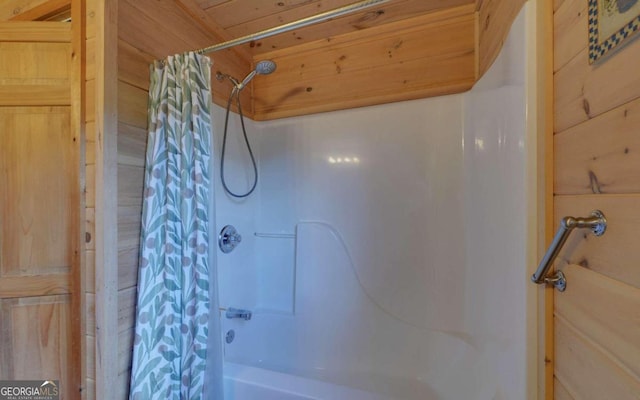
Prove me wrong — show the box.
[553,0,640,397]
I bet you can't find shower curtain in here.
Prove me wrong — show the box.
[130,52,221,400]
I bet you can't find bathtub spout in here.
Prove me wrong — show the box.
[226,308,252,321]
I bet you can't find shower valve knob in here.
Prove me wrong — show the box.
[229,233,242,244]
[219,225,242,253]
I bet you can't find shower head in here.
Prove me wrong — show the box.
[255,60,277,75]
[237,60,277,90]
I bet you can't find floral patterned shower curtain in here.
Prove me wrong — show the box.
[130,52,215,400]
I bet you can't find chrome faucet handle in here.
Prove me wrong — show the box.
[228,232,242,244]
[219,225,242,253]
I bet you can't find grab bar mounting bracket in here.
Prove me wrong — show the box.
[543,270,567,292]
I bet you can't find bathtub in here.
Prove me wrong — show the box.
[224,362,391,400]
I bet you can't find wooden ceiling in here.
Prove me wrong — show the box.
[2,0,526,120]
[177,0,475,56]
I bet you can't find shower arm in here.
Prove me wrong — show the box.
[531,210,606,292]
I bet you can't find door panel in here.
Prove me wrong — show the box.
[0,295,71,381]
[0,22,78,399]
[0,107,72,275]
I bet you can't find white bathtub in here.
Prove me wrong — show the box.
[224,363,391,400]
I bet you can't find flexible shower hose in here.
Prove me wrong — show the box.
[220,86,258,198]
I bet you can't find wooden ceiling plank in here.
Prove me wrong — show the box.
[246,0,474,55]
[194,0,230,9]
[257,11,476,86]
[477,0,526,77]
[252,8,475,120]
[174,0,252,62]
[205,0,333,30]
[223,0,385,39]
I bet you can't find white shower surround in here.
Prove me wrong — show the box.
[213,4,539,399]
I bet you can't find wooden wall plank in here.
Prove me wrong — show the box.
[85,79,95,122]
[85,207,95,251]
[86,121,96,163]
[86,37,95,81]
[85,335,95,380]
[555,195,640,289]
[555,315,640,399]
[86,163,96,208]
[539,0,556,396]
[118,246,139,292]
[123,0,219,53]
[554,41,640,133]
[117,81,147,129]
[85,378,96,400]
[94,0,119,395]
[86,293,95,335]
[116,369,131,400]
[117,205,141,291]
[556,265,640,380]
[70,0,88,389]
[253,8,475,120]
[117,122,146,167]
[117,165,144,207]
[123,0,250,78]
[117,0,251,112]
[117,39,152,91]
[0,21,70,41]
[117,329,134,374]
[552,0,585,72]
[85,0,95,39]
[117,287,136,334]
[85,250,96,294]
[554,0,567,12]
[554,97,640,195]
[117,0,190,58]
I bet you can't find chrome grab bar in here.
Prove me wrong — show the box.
[531,210,606,292]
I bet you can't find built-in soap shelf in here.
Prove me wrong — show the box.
[252,229,297,315]
[254,232,296,239]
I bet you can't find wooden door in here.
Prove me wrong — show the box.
[0,22,80,398]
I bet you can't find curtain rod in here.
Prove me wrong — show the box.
[196,0,391,55]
